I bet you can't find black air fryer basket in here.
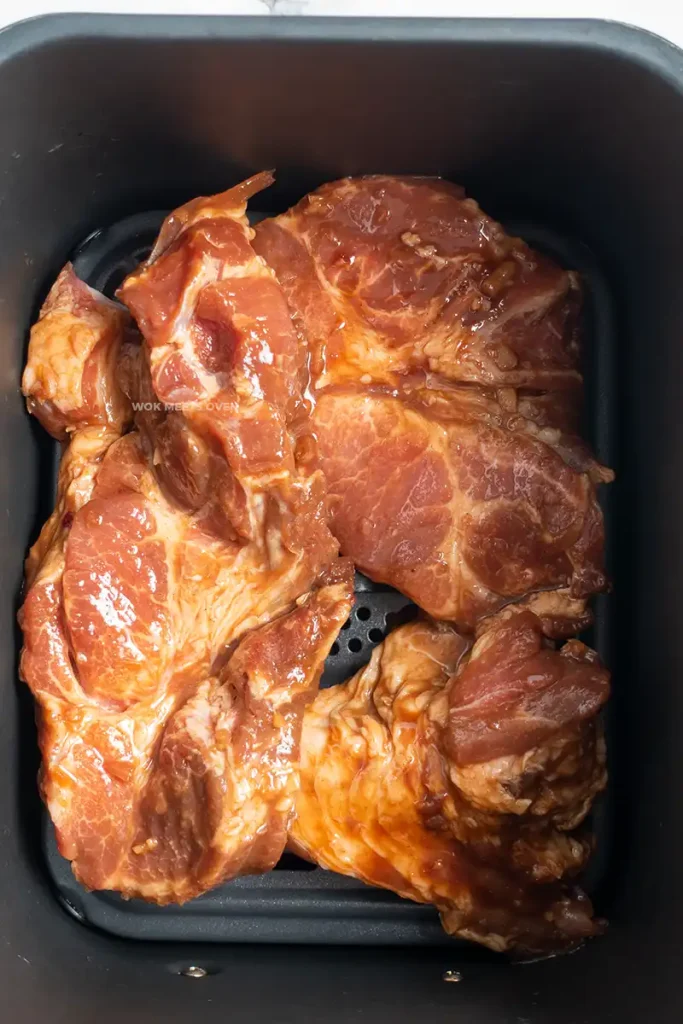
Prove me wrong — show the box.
[1,14,682,1024]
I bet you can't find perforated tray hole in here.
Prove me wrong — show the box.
[320,590,416,687]
[385,603,419,633]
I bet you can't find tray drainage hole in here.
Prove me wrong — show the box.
[341,619,351,631]
[356,606,371,621]
[368,628,384,644]
[348,637,363,653]
[180,966,207,979]
[330,641,340,657]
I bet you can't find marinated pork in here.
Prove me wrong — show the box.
[20,181,352,901]
[19,172,611,951]
[254,176,613,634]
[291,613,609,954]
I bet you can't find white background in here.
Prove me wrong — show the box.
[2,1,683,52]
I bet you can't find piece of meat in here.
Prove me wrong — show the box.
[118,172,336,597]
[20,251,352,901]
[290,613,609,955]
[253,176,583,392]
[312,386,608,634]
[21,263,133,439]
[254,176,613,634]
[26,481,351,900]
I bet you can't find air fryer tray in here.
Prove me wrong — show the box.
[42,207,615,945]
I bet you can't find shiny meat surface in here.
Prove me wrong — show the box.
[20,172,612,953]
[20,232,351,900]
[119,171,336,586]
[291,615,609,955]
[312,386,607,634]
[21,263,132,439]
[254,176,581,391]
[254,176,613,633]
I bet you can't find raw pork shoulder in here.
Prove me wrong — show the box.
[291,612,609,954]
[19,172,612,954]
[254,176,613,634]
[20,184,351,901]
